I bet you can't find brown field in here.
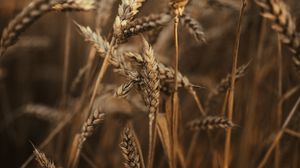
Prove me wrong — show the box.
[0,0,300,168]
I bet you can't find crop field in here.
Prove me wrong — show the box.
[0,0,300,168]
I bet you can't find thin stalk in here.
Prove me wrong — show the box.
[224,1,246,168]
[62,14,71,105]
[258,96,300,168]
[275,34,283,168]
[189,88,206,116]
[147,115,157,168]
[284,128,300,139]
[88,38,116,112]
[170,15,180,168]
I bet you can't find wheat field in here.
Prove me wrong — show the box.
[0,0,300,168]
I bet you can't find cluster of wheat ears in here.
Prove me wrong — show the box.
[1,0,300,167]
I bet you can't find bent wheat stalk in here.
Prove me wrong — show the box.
[0,0,56,57]
[0,0,96,57]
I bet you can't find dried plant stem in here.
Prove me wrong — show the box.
[275,34,283,168]
[258,96,300,168]
[171,15,180,168]
[173,16,180,97]
[284,128,300,139]
[188,87,206,116]
[224,1,246,168]
[185,132,198,167]
[81,152,98,168]
[62,14,71,105]
[147,119,157,168]
[88,38,116,112]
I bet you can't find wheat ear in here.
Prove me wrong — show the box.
[180,13,206,43]
[137,38,160,168]
[52,0,97,11]
[120,126,145,168]
[23,104,63,122]
[68,107,105,168]
[0,0,56,57]
[187,116,235,130]
[256,0,300,74]
[32,145,56,168]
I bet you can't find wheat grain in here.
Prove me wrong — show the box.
[115,80,138,98]
[52,0,97,11]
[120,126,145,168]
[180,13,206,43]
[187,116,235,130]
[78,107,105,148]
[119,13,171,43]
[75,23,110,55]
[113,0,146,38]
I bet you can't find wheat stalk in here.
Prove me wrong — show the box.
[224,1,246,168]
[76,24,202,92]
[256,0,300,74]
[87,0,146,120]
[112,38,160,168]
[169,1,188,166]
[137,38,160,168]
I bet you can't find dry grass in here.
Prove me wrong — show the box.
[1,0,300,168]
